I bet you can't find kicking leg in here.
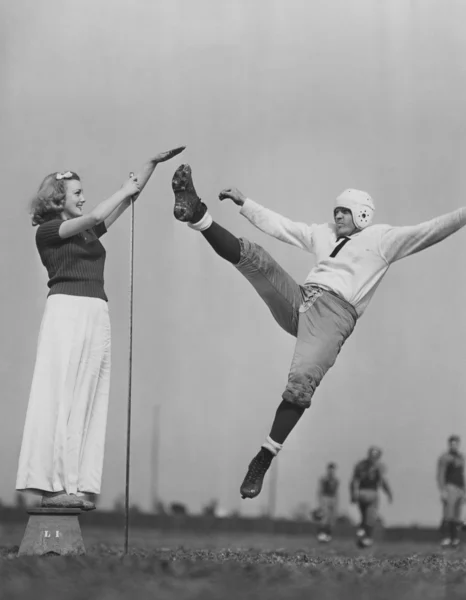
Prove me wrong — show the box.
[172,164,303,332]
[172,163,241,263]
[202,222,241,264]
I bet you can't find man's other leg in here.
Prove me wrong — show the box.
[240,293,356,500]
[282,293,356,409]
[199,220,306,497]
[270,293,356,445]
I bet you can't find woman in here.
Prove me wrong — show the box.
[17,146,184,510]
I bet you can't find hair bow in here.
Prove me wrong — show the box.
[56,171,73,180]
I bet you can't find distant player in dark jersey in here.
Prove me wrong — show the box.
[350,446,393,548]
[316,462,340,543]
[437,435,465,548]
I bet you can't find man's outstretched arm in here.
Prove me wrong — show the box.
[219,187,315,252]
[380,207,466,264]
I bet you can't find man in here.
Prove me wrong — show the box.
[316,462,339,543]
[171,163,466,501]
[437,435,465,548]
[350,446,393,547]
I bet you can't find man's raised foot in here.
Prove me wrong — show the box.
[172,164,207,224]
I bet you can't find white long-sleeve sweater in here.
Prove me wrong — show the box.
[240,198,466,317]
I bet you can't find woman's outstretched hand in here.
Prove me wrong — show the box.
[154,146,186,163]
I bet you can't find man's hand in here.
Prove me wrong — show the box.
[218,187,247,206]
[153,146,186,164]
[440,488,448,502]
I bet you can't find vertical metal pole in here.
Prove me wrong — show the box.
[150,404,160,511]
[124,176,136,555]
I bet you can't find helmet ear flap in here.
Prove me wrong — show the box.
[353,206,374,229]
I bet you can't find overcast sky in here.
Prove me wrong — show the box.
[2,0,466,526]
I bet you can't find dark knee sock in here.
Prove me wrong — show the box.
[359,507,367,531]
[449,520,460,539]
[269,400,305,445]
[201,221,241,264]
[318,524,330,536]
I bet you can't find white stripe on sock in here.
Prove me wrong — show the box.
[188,211,213,231]
[262,436,283,456]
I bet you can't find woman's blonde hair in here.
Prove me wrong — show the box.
[30,171,80,226]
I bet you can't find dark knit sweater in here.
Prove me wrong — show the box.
[36,219,108,301]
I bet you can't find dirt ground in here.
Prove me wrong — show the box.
[1,524,466,600]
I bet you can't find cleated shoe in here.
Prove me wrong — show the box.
[240,447,274,499]
[440,537,452,548]
[172,164,207,223]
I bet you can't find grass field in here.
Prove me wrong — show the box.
[2,524,466,599]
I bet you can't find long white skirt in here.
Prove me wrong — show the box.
[16,294,111,495]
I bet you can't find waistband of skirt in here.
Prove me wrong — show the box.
[46,292,109,307]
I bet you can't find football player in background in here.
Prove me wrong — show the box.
[316,462,340,543]
[437,435,465,548]
[350,446,393,548]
